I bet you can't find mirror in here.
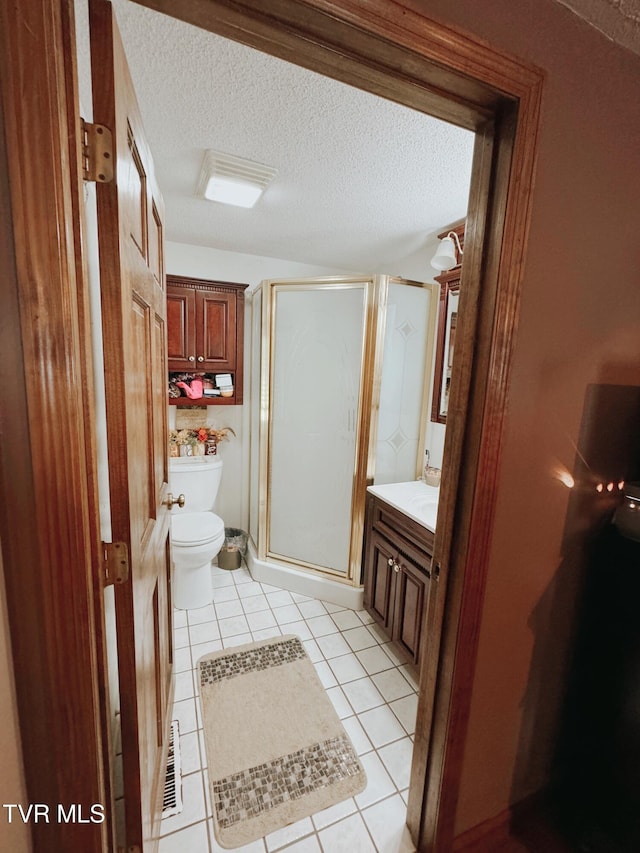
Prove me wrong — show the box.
[431,275,460,424]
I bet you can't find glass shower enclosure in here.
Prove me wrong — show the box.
[250,275,437,588]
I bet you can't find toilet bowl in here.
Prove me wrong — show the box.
[169,456,224,610]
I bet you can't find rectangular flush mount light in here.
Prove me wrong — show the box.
[196,150,277,208]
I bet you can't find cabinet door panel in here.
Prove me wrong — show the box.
[393,555,429,666]
[364,531,396,632]
[167,286,195,369]
[197,289,236,370]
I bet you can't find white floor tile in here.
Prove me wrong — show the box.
[212,585,240,603]
[314,660,337,689]
[190,622,221,645]
[341,678,385,713]
[377,738,414,790]
[245,610,277,631]
[290,591,312,603]
[330,609,362,631]
[211,573,235,588]
[159,819,209,852]
[325,685,353,719]
[259,583,281,594]
[366,622,390,644]
[302,638,323,663]
[354,752,396,809]
[191,640,223,665]
[173,646,192,673]
[341,715,373,756]
[218,615,250,638]
[214,599,244,620]
[321,601,346,614]
[188,604,216,625]
[328,653,367,684]
[357,705,406,748]
[173,609,187,628]
[276,834,321,852]
[354,646,395,675]
[223,632,253,648]
[174,626,190,649]
[296,599,327,619]
[362,794,416,853]
[371,668,414,702]
[265,816,314,851]
[279,620,311,641]
[342,626,378,652]
[172,698,197,734]
[272,604,302,625]
[317,813,375,852]
[265,590,294,608]
[389,694,418,736]
[398,664,419,692]
[233,569,253,584]
[379,642,405,667]
[179,729,203,776]
[241,594,269,613]
[356,609,374,625]
[305,615,338,638]
[174,670,195,702]
[316,633,351,659]
[311,795,357,830]
[251,627,283,642]
[237,581,265,599]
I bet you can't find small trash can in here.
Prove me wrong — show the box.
[217,528,248,571]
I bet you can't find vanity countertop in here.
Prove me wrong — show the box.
[367,480,439,532]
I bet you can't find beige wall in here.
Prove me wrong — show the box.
[0,547,32,853]
[407,0,640,835]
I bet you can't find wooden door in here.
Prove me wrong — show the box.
[167,284,196,369]
[393,555,429,667]
[90,1,173,849]
[197,287,237,370]
[363,530,397,632]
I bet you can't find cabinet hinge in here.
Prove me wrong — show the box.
[81,119,114,183]
[102,541,129,587]
[434,561,441,581]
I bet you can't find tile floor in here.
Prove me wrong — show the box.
[159,563,419,853]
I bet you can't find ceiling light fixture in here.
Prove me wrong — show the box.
[196,150,277,209]
[430,230,464,271]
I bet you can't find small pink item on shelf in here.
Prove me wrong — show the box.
[176,379,204,399]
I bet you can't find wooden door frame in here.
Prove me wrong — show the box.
[0,1,542,851]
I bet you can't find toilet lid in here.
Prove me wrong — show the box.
[171,512,224,547]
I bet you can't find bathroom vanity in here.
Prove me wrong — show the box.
[362,481,438,668]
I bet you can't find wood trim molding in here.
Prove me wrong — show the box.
[0,1,107,850]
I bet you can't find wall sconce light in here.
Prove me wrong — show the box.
[430,230,464,272]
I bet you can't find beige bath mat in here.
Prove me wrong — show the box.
[197,635,366,848]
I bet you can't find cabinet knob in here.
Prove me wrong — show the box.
[387,557,394,567]
[188,356,195,362]
[197,356,204,362]
[393,561,400,573]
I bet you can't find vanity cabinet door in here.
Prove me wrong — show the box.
[363,530,397,632]
[393,553,429,666]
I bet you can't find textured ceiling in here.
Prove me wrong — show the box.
[555,0,640,54]
[106,0,475,272]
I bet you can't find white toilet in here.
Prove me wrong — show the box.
[168,456,226,610]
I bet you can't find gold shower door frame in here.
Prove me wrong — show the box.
[258,275,385,585]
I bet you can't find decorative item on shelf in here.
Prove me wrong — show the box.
[169,425,237,458]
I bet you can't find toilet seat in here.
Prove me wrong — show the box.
[171,511,224,547]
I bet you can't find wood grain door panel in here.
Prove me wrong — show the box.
[197,288,236,369]
[363,530,396,631]
[90,1,173,849]
[167,286,195,369]
[393,556,429,666]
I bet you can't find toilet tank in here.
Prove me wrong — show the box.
[168,456,224,512]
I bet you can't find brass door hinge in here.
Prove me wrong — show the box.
[81,119,114,183]
[102,541,129,587]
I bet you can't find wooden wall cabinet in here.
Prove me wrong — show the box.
[431,222,464,424]
[167,275,248,405]
[363,493,434,668]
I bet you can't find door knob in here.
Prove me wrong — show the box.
[188,356,195,362]
[393,561,399,573]
[197,356,204,362]
[164,492,185,509]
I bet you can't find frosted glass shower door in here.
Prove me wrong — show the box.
[266,282,368,576]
